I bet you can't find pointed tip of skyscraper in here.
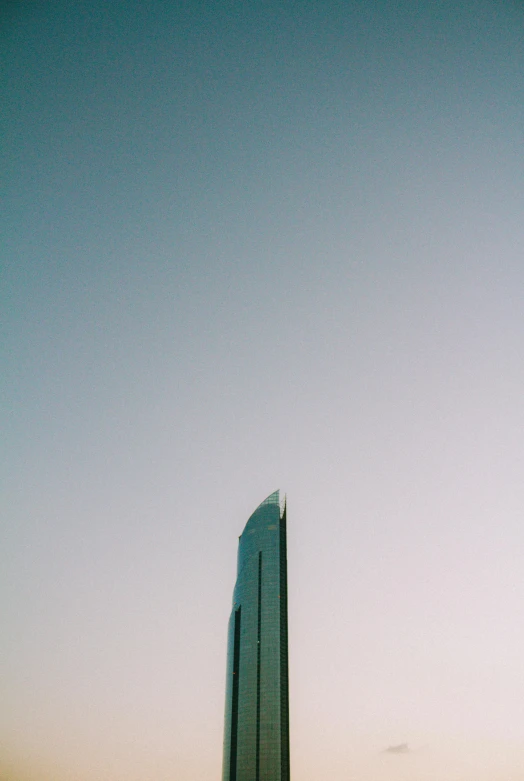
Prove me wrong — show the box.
[257,489,286,516]
[259,489,280,507]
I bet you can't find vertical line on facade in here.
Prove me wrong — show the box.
[229,606,241,781]
[280,505,290,781]
[255,551,262,781]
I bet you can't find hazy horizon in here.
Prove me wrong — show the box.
[3,1,524,779]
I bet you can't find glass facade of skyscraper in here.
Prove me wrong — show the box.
[222,490,290,781]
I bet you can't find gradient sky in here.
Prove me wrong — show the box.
[2,1,524,779]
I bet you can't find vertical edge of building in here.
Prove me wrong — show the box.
[279,497,290,781]
[222,491,290,781]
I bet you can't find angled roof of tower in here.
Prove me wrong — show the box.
[240,490,281,538]
[258,489,280,508]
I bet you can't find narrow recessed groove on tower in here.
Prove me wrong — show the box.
[279,502,290,781]
[229,606,241,781]
[255,551,262,781]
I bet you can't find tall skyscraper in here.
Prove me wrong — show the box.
[222,490,290,781]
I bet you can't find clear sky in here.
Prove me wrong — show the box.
[2,1,524,779]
